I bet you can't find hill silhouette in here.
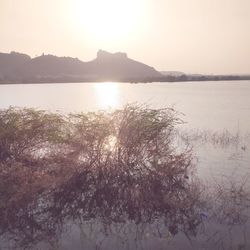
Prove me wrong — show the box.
[1,50,250,83]
[0,50,162,83]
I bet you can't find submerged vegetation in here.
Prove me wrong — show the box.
[177,128,249,148]
[0,106,249,249]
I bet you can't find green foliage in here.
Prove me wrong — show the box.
[0,107,64,162]
[0,105,200,249]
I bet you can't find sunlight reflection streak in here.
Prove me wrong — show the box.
[94,82,120,109]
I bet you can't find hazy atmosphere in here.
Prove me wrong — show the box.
[1,1,250,249]
[1,0,250,74]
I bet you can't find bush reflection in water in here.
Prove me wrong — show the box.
[0,105,249,249]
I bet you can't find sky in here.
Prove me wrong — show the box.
[0,0,250,74]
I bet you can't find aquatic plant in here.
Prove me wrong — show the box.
[0,105,201,249]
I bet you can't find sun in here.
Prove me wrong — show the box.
[71,0,145,46]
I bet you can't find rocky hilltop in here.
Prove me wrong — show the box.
[0,50,162,83]
[1,51,250,84]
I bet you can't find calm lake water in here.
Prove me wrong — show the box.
[1,81,250,179]
[1,81,250,249]
[1,81,250,178]
[1,81,250,132]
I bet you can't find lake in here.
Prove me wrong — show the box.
[1,81,250,179]
[1,81,250,132]
[1,81,250,249]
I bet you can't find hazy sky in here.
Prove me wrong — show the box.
[1,0,250,74]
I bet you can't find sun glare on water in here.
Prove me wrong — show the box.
[94,82,120,109]
[71,0,146,46]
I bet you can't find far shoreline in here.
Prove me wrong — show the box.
[1,78,250,85]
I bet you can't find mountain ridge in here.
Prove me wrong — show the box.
[0,50,162,83]
[1,50,250,84]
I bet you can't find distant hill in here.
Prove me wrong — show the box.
[161,71,185,77]
[0,52,31,81]
[0,50,162,83]
[1,50,250,84]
